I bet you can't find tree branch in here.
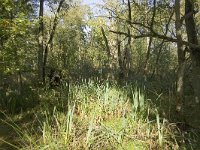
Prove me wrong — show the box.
[109,30,200,49]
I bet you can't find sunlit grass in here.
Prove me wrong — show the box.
[0,80,194,149]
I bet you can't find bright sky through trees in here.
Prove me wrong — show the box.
[82,0,103,5]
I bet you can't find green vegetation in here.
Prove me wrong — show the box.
[2,81,198,149]
[1,81,200,149]
[0,0,200,149]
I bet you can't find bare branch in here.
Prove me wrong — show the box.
[109,30,200,49]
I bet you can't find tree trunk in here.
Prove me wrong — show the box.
[175,0,186,112]
[38,0,44,83]
[42,0,65,83]
[144,0,156,77]
[101,27,111,58]
[123,0,132,78]
[117,35,124,83]
[185,0,200,104]
[144,37,152,75]
[101,26,112,79]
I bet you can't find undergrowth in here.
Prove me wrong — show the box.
[0,80,197,149]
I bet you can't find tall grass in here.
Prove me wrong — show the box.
[1,80,192,149]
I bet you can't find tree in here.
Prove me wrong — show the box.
[0,0,37,98]
[52,4,88,74]
[38,0,44,83]
[42,0,65,83]
[174,0,186,112]
[37,0,69,83]
[185,0,200,104]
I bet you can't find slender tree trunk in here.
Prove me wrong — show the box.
[42,0,65,83]
[175,0,186,112]
[144,37,152,75]
[101,26,112,79]
[123,0,132,78]
[144,0,156,77]
[185,0,200,104]
[123,28,131,78]
[151,41,164,78]
[38,0,44,83]
[117,35,124,83]
[101,27,111,58]
[115,17,124,83]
